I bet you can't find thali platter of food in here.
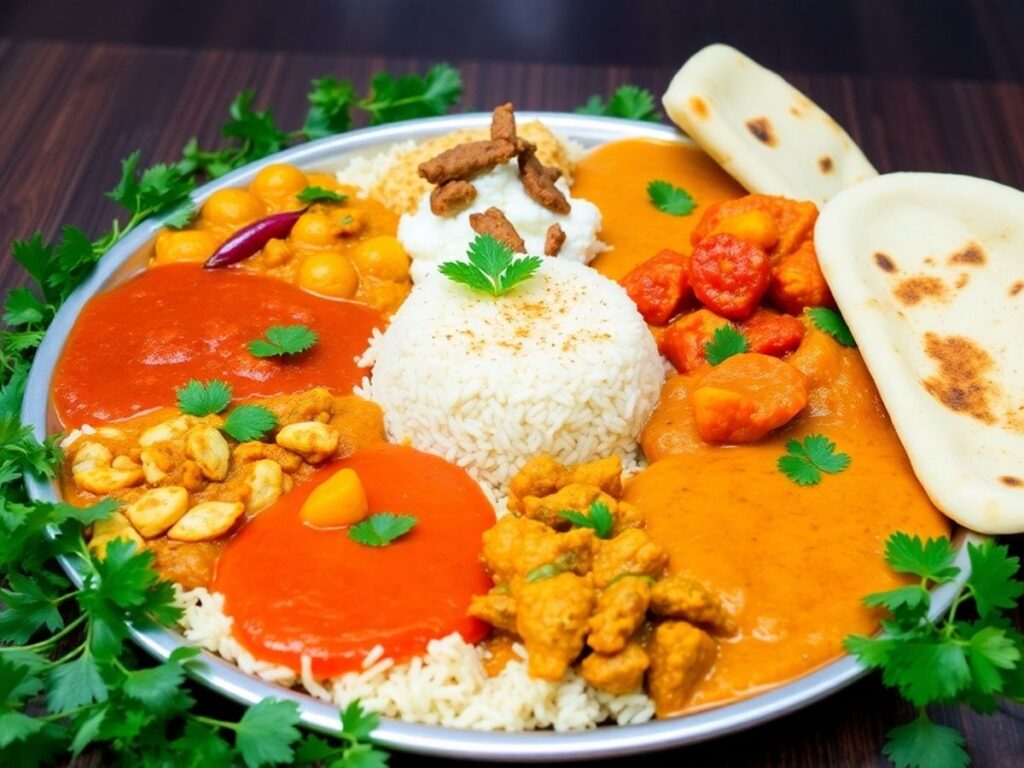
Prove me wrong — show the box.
[13,44,1023,763]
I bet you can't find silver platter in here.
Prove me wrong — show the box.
[21,113,978,762]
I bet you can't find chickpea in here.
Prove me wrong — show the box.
[153,230,217,264]
[350,236,410,281]
[250,164,309,203]
[290,211,339,247]
[262,238,294,267]
[201,188,265,227]
[333,207,365,237]
[298,252,360,299]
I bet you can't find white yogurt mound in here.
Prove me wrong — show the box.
[398,161,603,282]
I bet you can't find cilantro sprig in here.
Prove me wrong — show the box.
[807,307,856,347]
[704,326,748,366]
[348,513,418,547]
[439,235,543,298]
[647,180,696,216]
[247,325,319,358]
[576,85,662,122]
[296,186,348,205]
[223,405,278,442]
[777,434,851,486]
[559,501,614,539]
[846,533,1024,768]
[176,379,232,417]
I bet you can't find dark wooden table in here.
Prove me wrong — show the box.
[2,2,1023,766]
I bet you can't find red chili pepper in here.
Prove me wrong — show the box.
[203,209,305,269]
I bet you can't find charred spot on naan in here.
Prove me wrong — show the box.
[874,252,897,273]
[689,96,710,119]
[1001,475,1024,488]
[1010,280,1024,297]
[818,156,834,174]
[948,242,987,266]
[921,333,999,425]
[745,117,777,147]
[894,276,949,306]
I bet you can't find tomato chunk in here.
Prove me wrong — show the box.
[769,240,834,315]
[689,234,770,320]
[691,353,808,444]
[691,194,818,260]
[659,309,731,373]
[620,249,691,325]
[738,309,805,357]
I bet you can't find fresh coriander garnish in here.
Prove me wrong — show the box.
[176,379,232,416]
[846,533,1024,768]
[526,563,567,583]
[439,234,543,298]
[777,434,851,486]
[348,512,418,547]
[704,326,749,365]
[247,324,319,358]
[576,85,661,123]
[358,63,463,125]
[559,501,614,539]
[807,307,856,347]
[647,180,696,216]
[222,404,278,442]
[296,186,348,205]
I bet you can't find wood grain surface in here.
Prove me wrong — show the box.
[2,4,1023,766]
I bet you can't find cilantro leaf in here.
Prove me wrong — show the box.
[704,326,748,365]
[0,573,64,643]
[121,659,188,712]
[304,76,358,139]
[47,654,107,713]
[966,540,1023,618]
[777,434,851,486]
[296,186,348,205]
[340,699,379,742]
[882,637,971,706]
[559,501,614,539]
[883,714,969,768]
[359,63,462,125]
[863,584,931,615]
[3,289,50,327]
[222,405,278,442]
[647,180,696,216]
[348,513,418,547]
[162,200,198,229]
[247,325,319,358]
[439,235,542,297]
[576,85,661,122]
[235,699,301,768]
[176,379,232,416]
[222,90,288,161]
[807,307,856,347]
[966,625,1020,696]
[0,712,44,749]
[885,533,959,583]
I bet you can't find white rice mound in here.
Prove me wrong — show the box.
[177,587,654,731]
[357,258,665,498]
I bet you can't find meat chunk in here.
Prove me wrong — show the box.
[591,529,668,588]
[469,207,526,253]
[490,102,517,144]
[579,642,650,695]
[514,572,595,680]
[544,223,566,256]
[518,145,570,214]
[569,456,623,498]
[587,576,651,653]
[481,515,596,583]
[647,621,718,717]
[649,575,737,636]
[430,180,477,216]
[418,140,518,184]
[522,483,616,530]
[507,455,570,514]
[468,588,518,633]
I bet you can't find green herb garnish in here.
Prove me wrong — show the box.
[296,186,348,205]
[777,434,851,486]
[647,180,696,216]
[247,325,319,358]
[846,533,1024,768]
[808,307,856,347]
[525,563,567,583]
[576,85,661,122]
[222,405,278,442]
[348,513,418,547]
[358,63,463,125]
[704,326,749,365]
[559,501,614,539]
[439,235,542,298]
[175,379,232,417]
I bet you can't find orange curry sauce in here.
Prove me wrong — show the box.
[213,445,494,676]
[574,138,950,712]
[51,263,380,427]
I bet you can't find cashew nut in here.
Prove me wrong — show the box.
[167,501,244,541]
[125,486,189,538]
[244,459,285,516]
[185,425,230,481]
[275,422,338,464]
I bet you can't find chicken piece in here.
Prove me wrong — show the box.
[544,223,566,256]
[518,144,570,214]
[612,501,645,535]
[430,180,477,216]
[243,459,287,516]
[140,445,176,485]
[418,140,518,184]
[147,539,223,590]
[587,576,651,653]
[468,588,518,634]
[167,501,244,542]
[522,484,616,530]
[481,515,596,583]
[275,422,338,463]
[579,642,650,695]
[125,486,189,538]
[180,461,205,492]
[469,207,526,253]
[569,456,623,499]
[649,575,737,636]
[490,102,517,144]
[514,572,595,680]
[592,529,668,588]
[769,239,834,315]
[507,455,570,514]
[260,387,335,427]
[647,621,718,717]
[185,425,230,481]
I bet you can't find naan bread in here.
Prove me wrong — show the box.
[662,44,877,205]
[815,172,1024,534]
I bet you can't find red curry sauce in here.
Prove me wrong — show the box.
[213,445,494,676]
[51,263,381,427]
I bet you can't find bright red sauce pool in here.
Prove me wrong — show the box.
[52,263,381,427]
[213,445,494,676]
